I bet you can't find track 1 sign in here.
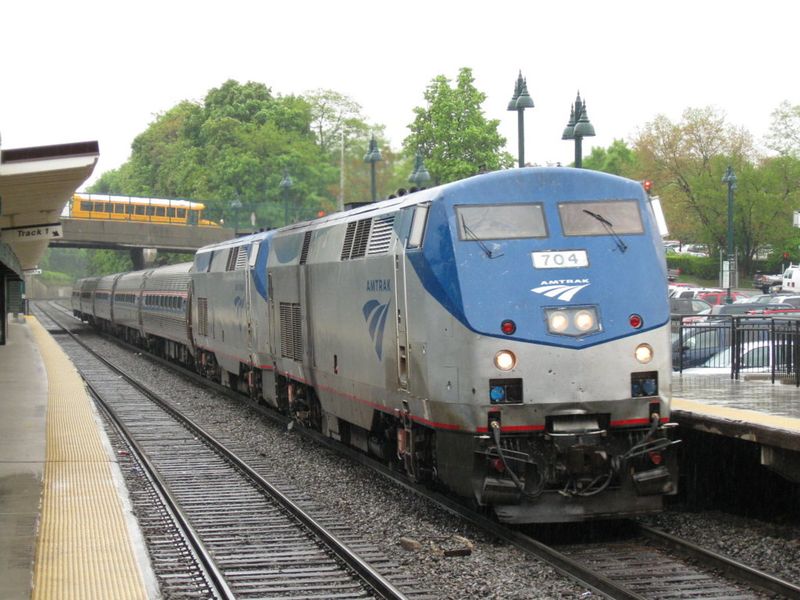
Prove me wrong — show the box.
[0,223,63,242]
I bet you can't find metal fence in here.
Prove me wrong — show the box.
[671,314,800,385]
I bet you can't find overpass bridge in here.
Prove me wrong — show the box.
[55,193,236,268]
[53,217,235,268]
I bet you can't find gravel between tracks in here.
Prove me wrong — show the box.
[91,333,800,599]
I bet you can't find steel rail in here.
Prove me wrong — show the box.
[91,387,235,599]
[636,522,800,599]
[38,301,409,600]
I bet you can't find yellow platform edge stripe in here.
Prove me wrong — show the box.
[28,317,149,600]
[673,396,800,434]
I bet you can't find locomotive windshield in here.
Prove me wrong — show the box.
[558,200,643,236]
[455,204,547,240]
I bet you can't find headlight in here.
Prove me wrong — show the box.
[494,350,517,371]
[574,309,595,332]
[635,343,654,364]
[548,311,569,333]
[544,306,600,337]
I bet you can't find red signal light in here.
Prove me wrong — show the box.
[501,320,516,335]
[642,180,653,194]
[629,314,643,329]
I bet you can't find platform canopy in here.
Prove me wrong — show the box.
[0,141,99,277]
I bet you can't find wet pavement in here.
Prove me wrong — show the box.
[674,373,800,421]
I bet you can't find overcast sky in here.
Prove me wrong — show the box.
[3,1,797,189]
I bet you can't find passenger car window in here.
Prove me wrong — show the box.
[455,204,546,240]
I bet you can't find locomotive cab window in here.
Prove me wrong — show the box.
[407,204,430,249]
[559,200,643,236]
[455,204,547,240]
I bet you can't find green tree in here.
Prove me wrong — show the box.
[91,80,338,230]
[632,105,800,274]
[403,68,514,184]
[582,139,639,176]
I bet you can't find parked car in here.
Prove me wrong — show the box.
[682,340,790,375]
[765,295,800,308]
[707,302,786,319]
[753,271,782,293]
[697,290,751,305]
[669,297,712,316]
[782,264,800,292]
[672,317,775,369]
[670,287,720,299]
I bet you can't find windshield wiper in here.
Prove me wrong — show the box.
[460,215,503,259]
[582,209,628,253]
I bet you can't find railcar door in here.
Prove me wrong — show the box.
[395,207,426,389]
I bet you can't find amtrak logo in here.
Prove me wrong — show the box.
[363,298,392,360]
[531,279,590,302]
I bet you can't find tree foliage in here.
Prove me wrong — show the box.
[581,139,639,176]
[403,68,514,184]
[631,105,800,274]
[92,80,339,229]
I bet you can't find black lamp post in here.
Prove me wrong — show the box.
[280,168,292,226]
[364,135,382,202]
[408,152,431,188]
[722,165,737,304]
[507,71,535,168]
[230,196,242,234]
[561,92,596,168]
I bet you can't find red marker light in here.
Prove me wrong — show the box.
[501,320,516,335]
[629,314,643,329]
[643,180,653,194]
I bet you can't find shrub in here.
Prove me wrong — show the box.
[667,255,719,280]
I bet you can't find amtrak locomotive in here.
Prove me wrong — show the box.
[73,167,679,523]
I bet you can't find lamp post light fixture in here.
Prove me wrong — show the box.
[408,152,431,188]
[561,92,596,168]
[280,168,293,226]
[364,135,382,202]
[230,196,242,234]
[507,71,535,168]
[722,165,737,304]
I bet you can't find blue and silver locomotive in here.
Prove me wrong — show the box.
[74,167,678,523]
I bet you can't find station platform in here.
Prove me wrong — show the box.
[0,316,156,599]
[673,373,800,481]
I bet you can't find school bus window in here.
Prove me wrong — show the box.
[81,201,92,211]
[167,208,176,218]
[114,204,125,214]
[135,206,145,215]
[94,202,104,211]
[105,203,113,213]
[156,207,166,217]
[125,205,134,214]
[146,206,155,216]
[177,209,186,219]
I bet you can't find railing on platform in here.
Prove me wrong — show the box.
[671,314,800,385]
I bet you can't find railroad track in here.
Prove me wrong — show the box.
[39,301,800,599]
[35,302,423,599]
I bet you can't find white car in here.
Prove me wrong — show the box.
[682,340,788,375]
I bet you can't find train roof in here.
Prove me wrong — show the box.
[195,168,646,254]
[74,193,205,209]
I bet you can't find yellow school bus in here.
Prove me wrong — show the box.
[70,193,219,227]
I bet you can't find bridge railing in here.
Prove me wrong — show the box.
[671,314,800,385]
